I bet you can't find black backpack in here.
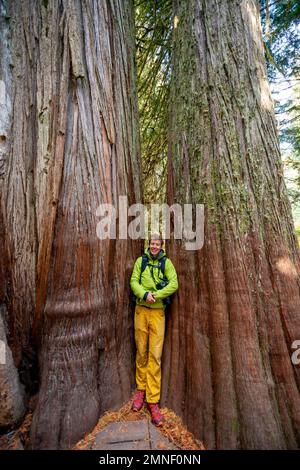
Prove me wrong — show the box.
[135,254,172,306]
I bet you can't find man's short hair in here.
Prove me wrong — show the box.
[149,232,164,245]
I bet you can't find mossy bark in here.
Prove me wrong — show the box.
[163,0,300,449]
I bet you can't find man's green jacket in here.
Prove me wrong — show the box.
[130,248,179,310]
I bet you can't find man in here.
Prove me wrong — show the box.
[130,233,179,425]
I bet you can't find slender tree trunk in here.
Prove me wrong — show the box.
[0,0,141,449]
[163,0,300,449]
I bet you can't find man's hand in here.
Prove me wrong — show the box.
[146,292,156,303]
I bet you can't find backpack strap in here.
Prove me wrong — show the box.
[158,256,167,277]
[139,254,149,283]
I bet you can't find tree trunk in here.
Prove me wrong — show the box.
[0,310,25,427]
[162,0,300,449]
[0,0,141,449]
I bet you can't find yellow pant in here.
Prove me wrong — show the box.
[134,305,165,403]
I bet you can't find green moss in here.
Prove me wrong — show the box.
[232,417,239,435]
[295,226,300,246]
[169,0,268,239]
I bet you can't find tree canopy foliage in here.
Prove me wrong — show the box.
[135,0,172,204]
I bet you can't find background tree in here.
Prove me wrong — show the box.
[162,0,300,449]
[135,0,171,205]
[260,0,300,236]
[0,0,141,449]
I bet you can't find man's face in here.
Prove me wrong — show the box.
[149,238,162,256]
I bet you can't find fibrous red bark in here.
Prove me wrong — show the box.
[0,0,141,449]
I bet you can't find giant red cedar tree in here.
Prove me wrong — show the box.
[162,0,300,449]
[0,0,141,449]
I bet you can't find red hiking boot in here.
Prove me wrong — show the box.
[147,403,164,426]
[132,390,145,411]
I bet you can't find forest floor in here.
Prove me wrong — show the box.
[74,395,205,451]
[0,393,204,451]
